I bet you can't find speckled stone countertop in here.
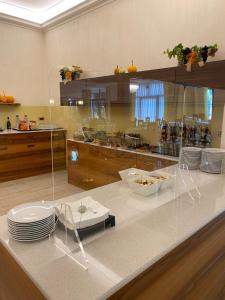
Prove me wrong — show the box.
[0,166,224,300]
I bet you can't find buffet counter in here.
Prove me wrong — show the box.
[1,166,225,299]
[67,139,178,189]
[69,139,179,162]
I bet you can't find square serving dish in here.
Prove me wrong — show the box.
[148,171,174,190]
[127,175,160,197]
[119,168,149,183]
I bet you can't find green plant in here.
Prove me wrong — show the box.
[59,65,83,81]
[164,43,185,65]
[164,43,218,68]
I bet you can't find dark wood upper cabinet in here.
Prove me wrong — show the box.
[175,60,225,89]
[60,60,225,105]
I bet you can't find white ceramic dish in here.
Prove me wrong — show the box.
[8,223,54,233]
[9,227,54,237]
[119,168,149,183]
[7,202,55,223]
[127,175,160,197]
[7,215,55,227]
[8,220,54,230]
[10,233,51,242]
[147,171,174,190]
[55,196,109,229]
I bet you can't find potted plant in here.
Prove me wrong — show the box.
[164,43,218,71]
[59,65,83,83]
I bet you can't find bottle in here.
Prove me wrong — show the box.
[7,117,11,130]
[15,114,20,130]
[24,114,29,130]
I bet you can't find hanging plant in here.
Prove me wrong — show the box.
[59,65,83,83]
[164,43,218,72]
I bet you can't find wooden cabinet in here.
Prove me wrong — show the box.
[67,140,176,190]
[60,60,225,107]
[0,131,66,182]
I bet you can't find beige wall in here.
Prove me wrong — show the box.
[44,0,225,105]
[1,0,225,147]
[0,21,47,106]
[1,0,225,106]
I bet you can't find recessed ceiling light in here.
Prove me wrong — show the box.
[0,0,87,24]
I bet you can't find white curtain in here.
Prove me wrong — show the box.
[135,81,164,122]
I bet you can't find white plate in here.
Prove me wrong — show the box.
[9,225,55,236]
[8,219,54,229]
[8,215,55,227]
[7,213,54,224]
[7,202,55,223]
[10,233,51,242]
[8,223,54,234]
[9,228,54,238]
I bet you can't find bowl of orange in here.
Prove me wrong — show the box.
[0,92,15,103]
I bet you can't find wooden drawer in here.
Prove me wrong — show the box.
[0,142,51,157]
[0,131,66,182]
[0,131,66,145]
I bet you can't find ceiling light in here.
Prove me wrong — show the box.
[0,0,86,24]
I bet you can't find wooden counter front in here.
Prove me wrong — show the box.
[109,210,225,300]
[67,140,176,189]
[0,131,66,182]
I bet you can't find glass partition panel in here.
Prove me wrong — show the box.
[47,68,225,273]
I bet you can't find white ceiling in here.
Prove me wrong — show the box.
[0,0,88,25]
[1,0,63,11]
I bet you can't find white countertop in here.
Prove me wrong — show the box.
[0,166,225,300]
[68,139,179,162]
[0,129,65,135]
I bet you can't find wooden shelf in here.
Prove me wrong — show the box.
[0,103,21,106]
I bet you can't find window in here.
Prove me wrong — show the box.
[89,87,107,119]
[207,88,213,120]
[135,81,164,124]
[91,99,107,119]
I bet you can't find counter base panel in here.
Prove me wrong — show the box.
[109,210,225,300]
[0,241,47,300]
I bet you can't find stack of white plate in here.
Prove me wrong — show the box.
[7,202,55,242]
[200,148,225,174]
[179,147,202,170]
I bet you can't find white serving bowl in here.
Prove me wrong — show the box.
[119,168,149,183]
[148,171,174,190]
[127,175,160,197]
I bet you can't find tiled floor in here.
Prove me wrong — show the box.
[0,170,83,216]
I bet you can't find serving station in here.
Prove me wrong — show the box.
[67,139,177,189]
[1,166,225,299]
[1,61,225,299]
